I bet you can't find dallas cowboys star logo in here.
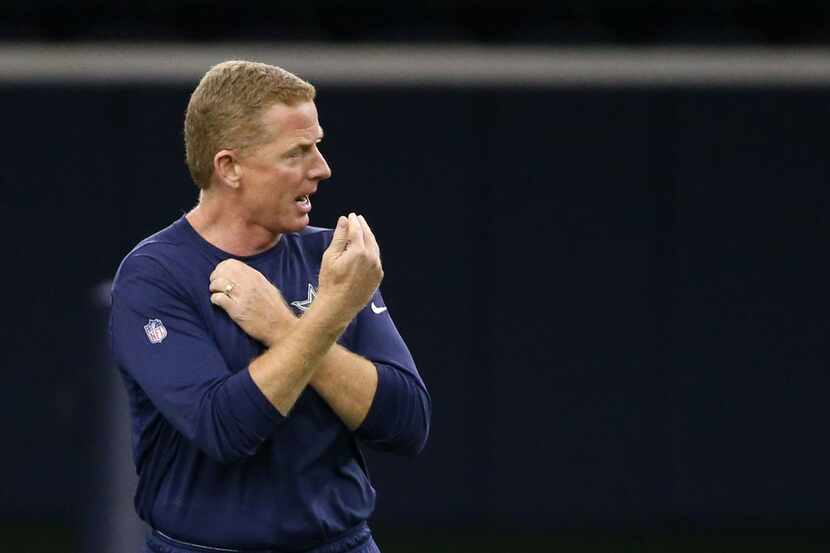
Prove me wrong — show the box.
[290,283,317,312]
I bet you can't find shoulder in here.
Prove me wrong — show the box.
[297,224,333,241]
[285,225,334,255]
[112,220,193,299]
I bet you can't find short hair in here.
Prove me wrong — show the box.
[184,60,316,189]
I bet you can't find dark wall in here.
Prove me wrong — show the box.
[6,1,830,45]
[3,83,829,532]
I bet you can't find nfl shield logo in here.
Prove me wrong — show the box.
[144,318,167,344]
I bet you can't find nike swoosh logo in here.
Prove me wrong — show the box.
[371,302,388,314]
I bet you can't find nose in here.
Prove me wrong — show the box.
[309,148,332,181]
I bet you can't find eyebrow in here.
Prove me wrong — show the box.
[294,128,325,147]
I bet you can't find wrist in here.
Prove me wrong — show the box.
[264,316,299,348]
[306,289,354,337]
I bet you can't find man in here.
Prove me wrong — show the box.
[109,60,430,553]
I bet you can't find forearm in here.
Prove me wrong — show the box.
[310,344,378,430]
[249,297,349,416]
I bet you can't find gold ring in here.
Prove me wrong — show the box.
[223,282,235,296]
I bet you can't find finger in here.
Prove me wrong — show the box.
[210,291,232,310]
[348,212,365,250]
[328,215,349,252]
[209,277,233,294]
[358,215,380,258]
[211,259,241,281]
[356,214,370,238]
[210,263,230,282]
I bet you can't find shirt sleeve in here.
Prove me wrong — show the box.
[351,288,431,457]
[109,252,284,464]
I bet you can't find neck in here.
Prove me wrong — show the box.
[186,190,281,257]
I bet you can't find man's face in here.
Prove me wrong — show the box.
[237,100,331,233]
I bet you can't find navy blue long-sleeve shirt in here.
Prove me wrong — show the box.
[108,216,431,551]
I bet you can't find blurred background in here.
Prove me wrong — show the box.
[2,1,830,552]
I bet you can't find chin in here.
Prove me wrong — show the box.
[275,215,310,233]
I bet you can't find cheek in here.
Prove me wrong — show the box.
[272,166,303,189]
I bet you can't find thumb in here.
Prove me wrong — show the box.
[328,216,349,251]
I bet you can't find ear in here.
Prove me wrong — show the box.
[213,149,242,189]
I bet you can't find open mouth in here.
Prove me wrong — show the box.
[294,194,310,207]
